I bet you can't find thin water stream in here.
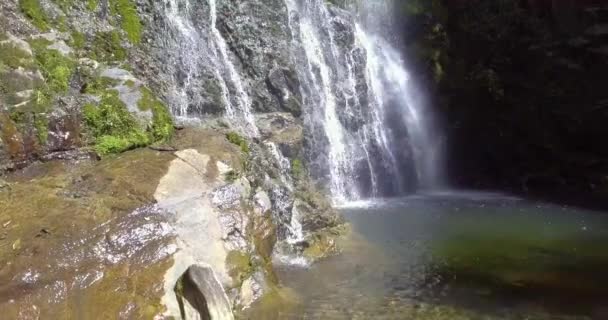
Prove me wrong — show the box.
[250,192,608,319]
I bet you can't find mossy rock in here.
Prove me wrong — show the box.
[226,132,250,154]
[0,148,175,318]
[138,87,174,141]
[226,251,254,287]
[83,90,150,154]
[19,0,49,31]
[90,31,127,62]
[109,0,142,44]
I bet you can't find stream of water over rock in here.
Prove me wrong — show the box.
[155,0,443,205]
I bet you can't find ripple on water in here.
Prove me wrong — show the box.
[255,192,608,320]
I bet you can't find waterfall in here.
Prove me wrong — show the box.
[355,25,445,190]
[285,0,444,204]
[160,0,258,137]
[208,0,258,137]
[157,0,443,204]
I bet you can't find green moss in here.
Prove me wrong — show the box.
[94,133,149,154]
[124,79,135,88]
[56,15,68,32]
[83,90,150,155]
[224,170,240,183]
[30,42,75,93]
[91,31,127,62]
[34,113,49,143]
[109,0,142,44]
[226,132,249,154]
[291,158,304,178]
[226,251,254,286]
[70,31,86,50]
[19,0,49,31]
[87,0,98,11]
[28,88,53,144]
[138,87,174,141]
[51,0,75,12]
[0,42,35,70]
[83,76,120,95]
[9,108,27,124]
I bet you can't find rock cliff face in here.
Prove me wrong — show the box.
[397,0,608,208]
[0,0,347,318]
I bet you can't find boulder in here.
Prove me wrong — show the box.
[175,265,235,320]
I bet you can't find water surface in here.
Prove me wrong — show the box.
[263,191,608,319]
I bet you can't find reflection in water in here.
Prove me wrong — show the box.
[254,192,608,319]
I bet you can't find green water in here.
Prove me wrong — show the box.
[264,191,608,319]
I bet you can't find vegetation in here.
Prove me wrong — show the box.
[51,0,75,12]
[83,87,174,155]
[69,32,86,51]
[31,89,52,143]
[124,79,136,88]
[83,76,120,95]
[87,0,98,11]
[109,0,142,44]
[91,31,127,62]
[226,251,254,286]
[224,170,240,183]
[19,0,49,31]
[31,43,76,93]
[138,87,174,141]
[83,90,150,154]
[226,132,250,154]
[0,41,35,71]
[291,158,304,178]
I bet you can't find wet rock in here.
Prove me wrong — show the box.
[99,67,152,121]
[253,190,271,215]
[175,265,235,320]
[211,178,251,210]
[217,0,297,114]
[239,271,266,309]
[266,66,303,116]
[39,149,97,162]
[255,112,303,158]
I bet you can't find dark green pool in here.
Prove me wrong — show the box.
[264,191,608,319]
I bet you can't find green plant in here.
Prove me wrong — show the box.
[291,158,304,178]
[19,0,49,30]
[109,0,142,44]
[138,87,174,141]
[0,42,35,70]
[226,132,249,154]
[91,31,127,62]
[30,41,75,93]
[29,88,53,143]
[224,170,240,183]
[83,76,120,95]
[70,31,86,50]
[83,90,150,154]
[51,0,75,12]
[87,0,98,11]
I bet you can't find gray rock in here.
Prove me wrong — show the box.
[176,265,234,320]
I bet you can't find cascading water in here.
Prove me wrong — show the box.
[157,0,443,205]
[355,25,445,190]
[159,0,258,136]
[285,0,444,204]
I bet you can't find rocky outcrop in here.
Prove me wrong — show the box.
[0,0,346,318]
[0,0,174,171]
[0,126,344,318]
[174,265,234,320]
